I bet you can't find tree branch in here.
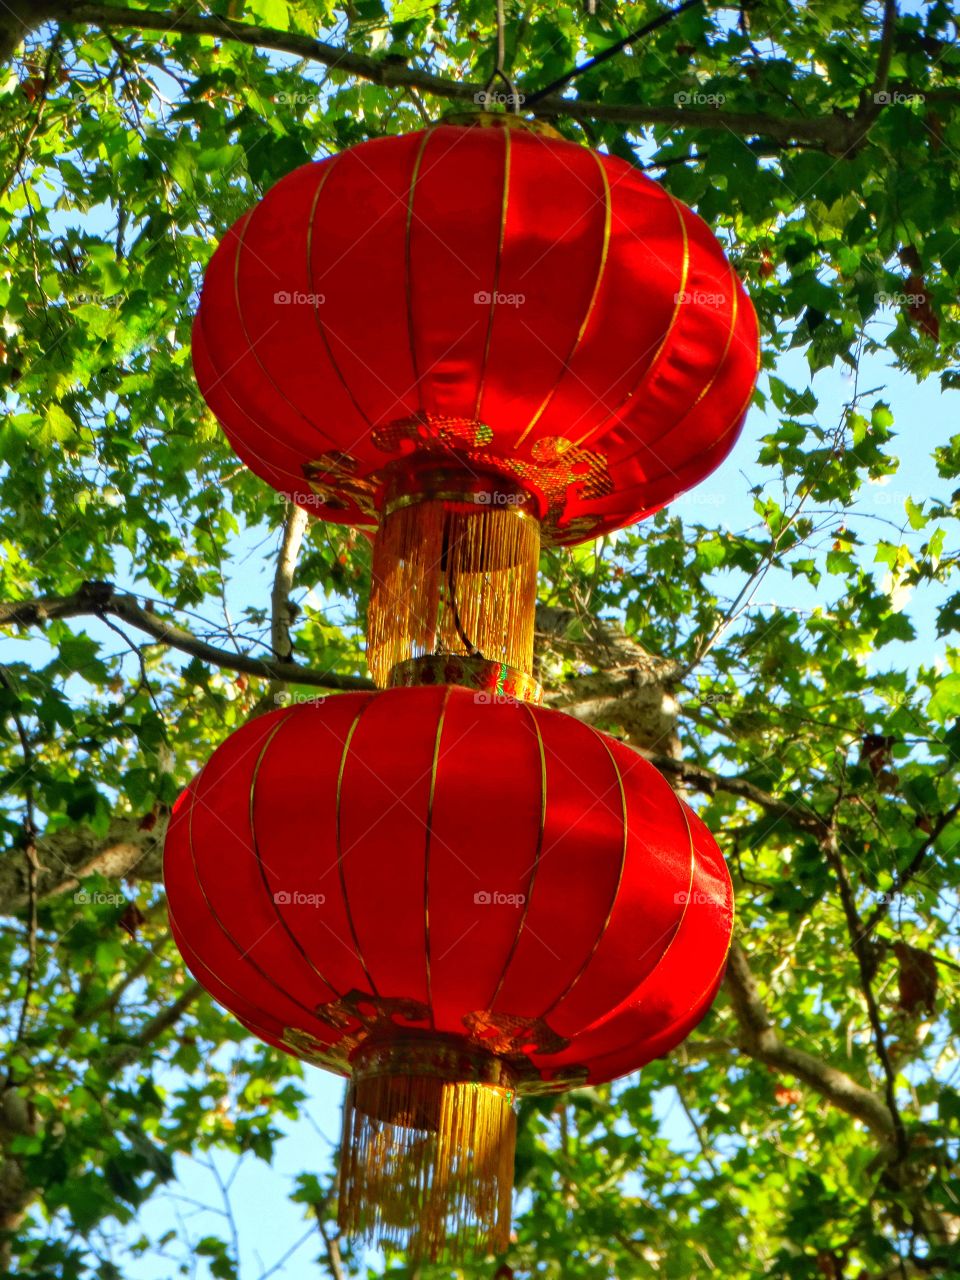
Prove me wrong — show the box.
[871,0,898,99]
[271,504,308,666]
[1,582,372,691]
[822,829,909,1159]
[56,2,473,90]
[0,0,58,65]
[0,813,165,916]
[0,33,60,201]
[547,668,681,756]
[0,664,41,1080]
[51,2,876,152]
[723,940,897,1140]
[641,752,829,836]
[106,980,202,1069]
[858,798,960,942]
[313,1200,348,1280]
[673,1079,720,1176]
[525,0,703,105]
[259,502,310,714]
[64,934,166,1040]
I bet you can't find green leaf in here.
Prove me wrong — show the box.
[905,496,928,529]
[928,673,960,723]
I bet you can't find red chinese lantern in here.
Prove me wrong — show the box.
[164,685,733,1258]
[193,119,760,686]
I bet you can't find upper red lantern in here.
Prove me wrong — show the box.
[164,685,733,1258]
[193,120,759,546]
[193,120,760,688]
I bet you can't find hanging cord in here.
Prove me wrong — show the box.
[479,0,521,115]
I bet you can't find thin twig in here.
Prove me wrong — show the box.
[97,612,170,732]
[525,0,704,104]
[312,1193,348,1280]
[0,37,60,200]
[871,0,898,99]
[0,664,41,1082]
[673,1081,719,1176]
[822,830,909,1160]
[107,981,202,1068]
[857,798,960,944]
[1,582,372,691]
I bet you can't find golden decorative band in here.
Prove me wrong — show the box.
[351,1035,519,1096]
[304,415,613,544]
[384,489,537,520]
[437,111,566,141]
[382,459,540,521]
[388,654,543,705]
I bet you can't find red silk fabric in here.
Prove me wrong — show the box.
[193,124,760,544]
[164,687,733,1088]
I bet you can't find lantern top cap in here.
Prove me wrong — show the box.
[435,109,567,142]
[386,655,544,705]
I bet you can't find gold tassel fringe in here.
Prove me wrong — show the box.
[338,1068,517,1260]
[367,482,540,689]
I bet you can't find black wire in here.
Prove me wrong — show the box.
[439,521,481,658]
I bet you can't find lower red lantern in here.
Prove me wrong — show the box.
[164,686,733,1259]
